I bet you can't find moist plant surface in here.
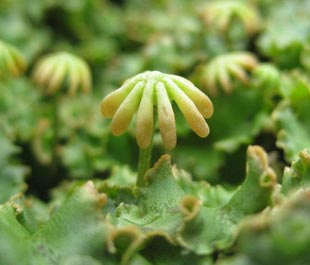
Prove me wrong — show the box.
[0,0,310,264]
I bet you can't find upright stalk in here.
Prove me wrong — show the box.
[51,95,60,169]
[137,143,153,187]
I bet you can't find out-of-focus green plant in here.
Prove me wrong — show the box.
[0,132,28,203]
[33,52,91,96]
[30,51,92,177]
[196,52,257,96]
[0,78,41,142]
[301,44,310,71]
[252,63,280,91]
[258,0,310,68]
[201,0,261,35]
[58,94,123,179]
[0,1,51,60]
[0,40,26,78]
[142,34,203,73]
[251,63,281,106]
[199,0,261,51]
[272,71,310,162]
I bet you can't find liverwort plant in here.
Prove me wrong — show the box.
[0,40,26,78]
[201,0,261,35]
[100,71,213,186]
[198,52,257,96]
[33,52,91,96]
[32,52,92,165]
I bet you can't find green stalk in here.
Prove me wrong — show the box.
[51,95,60,170]
[136,109,156,187]
[136,143,153,187]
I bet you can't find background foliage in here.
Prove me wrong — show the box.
[0,0,310,264]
